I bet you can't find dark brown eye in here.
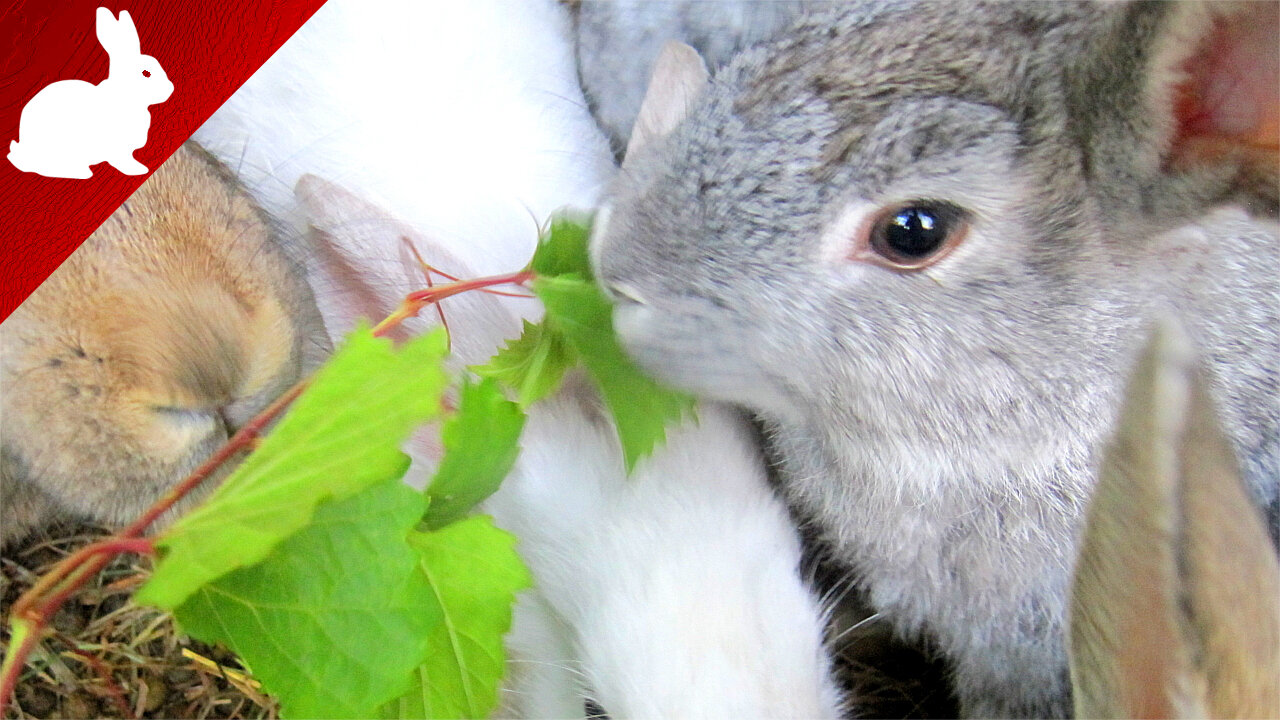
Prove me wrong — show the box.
[865,202,967,270]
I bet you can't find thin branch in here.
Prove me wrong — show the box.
[0,264,536,715]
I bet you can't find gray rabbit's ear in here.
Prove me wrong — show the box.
[1068,2,1277,219]
[96,8,140,57]
[1068,318,1280,718]
[623,41,709,169]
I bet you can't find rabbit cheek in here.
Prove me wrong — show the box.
[72,395,227,523]
[5,380,175,522]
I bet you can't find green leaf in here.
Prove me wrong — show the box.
[382,516,531,719]
[423,378,526,530]
[473,319,576,407]
[172,480,443,720]
[529,211,594,280]
[534,275,696,472]
[137,328,449,609]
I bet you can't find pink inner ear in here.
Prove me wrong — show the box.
[1175,7,1279,155]
[310,229,414,345]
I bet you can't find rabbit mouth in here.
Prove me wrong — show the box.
[611,300,792,414]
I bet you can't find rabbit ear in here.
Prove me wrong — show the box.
[1068,2,1277,217]
[1068,319,1280,718]
[96,8,141,57]
[1172,5,1278,155]
[295,174,530,483]
[622,41,709,169]
[294,173,523,368]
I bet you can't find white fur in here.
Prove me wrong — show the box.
[197,1,842,716]
[494,395,843,718]
[193,0,614,279]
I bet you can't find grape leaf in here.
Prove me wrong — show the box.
[172,480,441,720]
[382,516,531,720]
[137,328,448,609]
[478,212,696,472]
[473,319,576,407]
[534,275,696,472]
[423,377,526,530]
[529,211,594,280]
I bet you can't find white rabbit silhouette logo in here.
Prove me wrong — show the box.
[8,7,173,179]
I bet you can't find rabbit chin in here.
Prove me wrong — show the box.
[612,300,797,418]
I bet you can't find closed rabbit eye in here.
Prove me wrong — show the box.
[855,201,968,270]
[153,406,224,431]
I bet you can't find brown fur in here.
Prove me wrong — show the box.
[1069,321,1280,718]
[0,143,324,547]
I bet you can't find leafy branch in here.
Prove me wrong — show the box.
[0,212,694,719]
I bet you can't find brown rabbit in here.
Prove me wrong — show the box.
[0,143,327,547]
[1069,319,1280,718]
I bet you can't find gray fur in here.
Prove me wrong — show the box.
[588,2,1280,717]
[575,0,812,153]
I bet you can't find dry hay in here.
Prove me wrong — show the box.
[2,522,959,719]
[1,523,275,720]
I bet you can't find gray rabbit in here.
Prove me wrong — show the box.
[584,1,1279,716]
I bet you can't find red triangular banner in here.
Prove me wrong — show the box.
[0,0,327,320]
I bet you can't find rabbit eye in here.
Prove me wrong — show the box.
[862,201,967,270]
[142,69,151,77]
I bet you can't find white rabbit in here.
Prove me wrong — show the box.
[294,160,843,720]
[195,0,613,485]
[198,1,844,716]
[8,7,172,179]
[192,0,613,281]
